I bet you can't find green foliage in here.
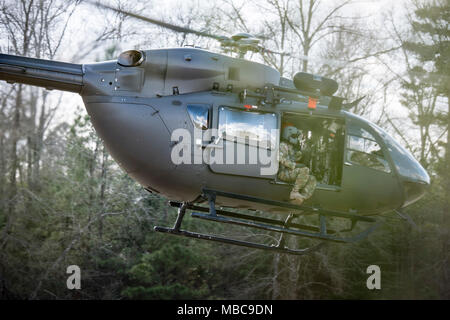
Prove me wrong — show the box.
[123,243,212,299]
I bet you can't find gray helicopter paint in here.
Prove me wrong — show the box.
[80,48,280,98]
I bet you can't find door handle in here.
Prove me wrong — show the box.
[196,138,223,149]
[204,144,223,149]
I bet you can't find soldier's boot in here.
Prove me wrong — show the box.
[289,190,305,206]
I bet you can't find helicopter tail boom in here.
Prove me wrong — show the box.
[0,54,83,93]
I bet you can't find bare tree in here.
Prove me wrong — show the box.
[0,0,84,297]
[285,0,353,72]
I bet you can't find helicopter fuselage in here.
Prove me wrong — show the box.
[0,48,430,216]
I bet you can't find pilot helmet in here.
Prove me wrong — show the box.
[282,124,301,144]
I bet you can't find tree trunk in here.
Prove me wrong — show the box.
[32,90,48,191]
[1,85,22,249]
[0,135,5,215]
[271,252,282,299]
[98,145,108,239]
[441,93,450,298]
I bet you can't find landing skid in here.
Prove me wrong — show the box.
[154,188,380,255]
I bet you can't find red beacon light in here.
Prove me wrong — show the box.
[308,97,317,109]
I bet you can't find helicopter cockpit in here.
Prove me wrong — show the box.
[362,117,430,207]
[345,112,430,208]
[346,126,391,174]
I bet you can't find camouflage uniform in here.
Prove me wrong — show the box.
[278,141,317,204]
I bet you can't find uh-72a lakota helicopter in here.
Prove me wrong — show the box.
[0,2,430,255]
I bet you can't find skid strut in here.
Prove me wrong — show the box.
[154,189,380,255]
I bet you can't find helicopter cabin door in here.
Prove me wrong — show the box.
[279,112,346,189]
[340,120,400,212]
[207,106,280,179]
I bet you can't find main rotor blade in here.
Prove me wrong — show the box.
[258,46,289,56]
[91,1,224,41]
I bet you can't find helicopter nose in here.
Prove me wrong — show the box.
[396,156,430,208]
[373,125,430,208]
[401,178,429,208]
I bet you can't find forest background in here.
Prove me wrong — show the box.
[0,0,448,299]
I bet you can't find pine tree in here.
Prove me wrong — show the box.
[403,0,450,298]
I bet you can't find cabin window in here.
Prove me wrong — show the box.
[187,104,209,130]
[347,128,390,173]
[218,107,277,149]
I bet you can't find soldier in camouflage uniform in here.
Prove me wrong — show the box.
[278,125,317,205]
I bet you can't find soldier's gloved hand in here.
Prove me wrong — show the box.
[295,163,306,169]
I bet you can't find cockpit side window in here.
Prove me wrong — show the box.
[187,104,209,130]
[346,127,391,173]
[218,106,277,149]
[368,122,429,183]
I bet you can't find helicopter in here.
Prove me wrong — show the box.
[0,2,430,255]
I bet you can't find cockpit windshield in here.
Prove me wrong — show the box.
[368,122,430,184]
